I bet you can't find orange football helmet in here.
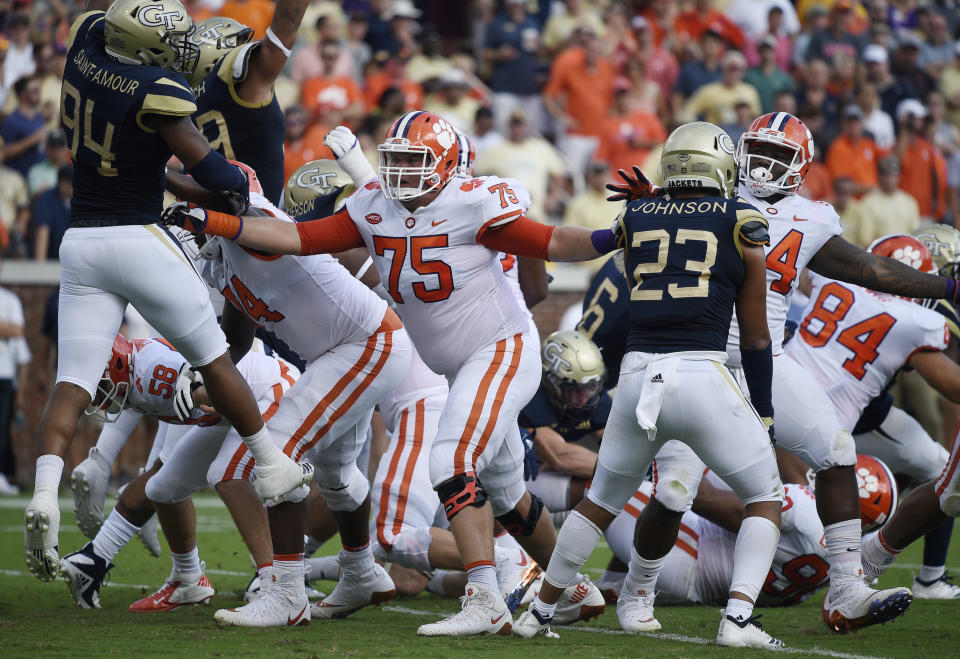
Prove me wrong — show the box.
[86,334,134,423]
[378,111,460,201]
[856,454,898,533]
[737,112,814,198]
[227,159,264,196]
[866,234,936,274]
[455,128,476,177]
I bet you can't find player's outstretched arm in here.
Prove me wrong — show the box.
[908,350,960,404]
[241,0,310,102]
[157,117,249,206]
[478,217,613,262]
[810,235,955,301]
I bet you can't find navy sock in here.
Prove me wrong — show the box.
[922,517,955,573]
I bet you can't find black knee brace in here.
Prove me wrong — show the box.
[496,492,544,537]
[436,472,488,520]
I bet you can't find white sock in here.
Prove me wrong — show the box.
[171,545,201,579]
[824,518,862,568]
[532,594,557,620]
[725,598,754,621]
[543,510,603,592]
[919,564,946,583]
[600,568,627,583]
[34,454,64,494]
[241,426,282,464]
[92,508,139,562]
[305,554,341,581]
[273,553,305,599]
[465,561,499,593]
[729,515,780,602]
[338,541,373,577]
[861,531,900,579]
[624,547,666,596]
[427,570,453,595]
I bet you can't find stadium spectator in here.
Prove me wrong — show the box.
[896,98,949,222]
[32,163,71,261]
[474,109,565,222]
[857,80,896,152]
[544,25,614,181]
[563,160,615,233]
[369,0,423,57]
[0,37,9,112]
[541,0,605,54]
[291,17,359,85]
[919,11,954,75]
[792,5,829,67]
[673,0,746,52]
[471,106,502,161]
[1,75,47,178]
[805,0,864,60]
[725,0,800,44]
[33,42,65,129]
[0,263,29,495]
[826,104,880,196]
[672,29,725,110]
[218,0,274,39]
[344,11,372,81]
[678,50,760,127]
[630,16,678,106]
[745,35,795,114]
[424,69,480,133]
[621,58,663,118]
[596,80,667,175]
[0,154,27,251]
[892,35,938,108]
[363,52,424,112]
[483,0,543,134]
[3,14,35,90]
[799,143,834,204]
[863,42,914,122]
[300,40,365,127]
[26,129,67,199]
[282,105,332,183]
[794,57,840,126]
[856,157,921,247]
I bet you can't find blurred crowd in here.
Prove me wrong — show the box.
[4,0,960,260]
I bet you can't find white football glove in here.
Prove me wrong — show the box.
[324,125,376,184]
[172,366,198,423]
[24,489,61,581]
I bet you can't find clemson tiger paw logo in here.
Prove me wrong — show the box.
[891,245,926,269]
[856,467,880,499]
[432,119,456,150]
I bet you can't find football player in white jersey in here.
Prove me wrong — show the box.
[165,110,621,636]
[59,335,296,610]
[609,112,960,634]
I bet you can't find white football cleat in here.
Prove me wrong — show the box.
[617,586,661,632]
[129,564,214,612]
[717,612,785,649]
[417,582,513,636]
[244,570,264,603]
[216,572,310,627]
[0,472,20,495]
[513,609,559,639]
[552,574,606,625]
[311,561,394,618]
[494,543,531,595]
[822,563,912,633]
[25,491,61,581]
[911,574,960,599]
[138,513,162,558]
[70,447,111,539]
[253,456,314,502]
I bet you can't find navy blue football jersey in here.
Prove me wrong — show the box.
[193,44,285,204]
[518,386,612,442]
[621,196,768,353]
[62,11,197,224]
[577,250,631,389]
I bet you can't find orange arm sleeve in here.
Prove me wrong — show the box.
[478,215,555,260]
[295,209,366,255]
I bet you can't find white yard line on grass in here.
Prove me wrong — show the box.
[0,496,229,509]
[0,568,153,589]
[382,605,887,659]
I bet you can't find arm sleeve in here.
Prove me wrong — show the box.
[478,215,554,260]
[740,344,774,420]
[295,208,366,255]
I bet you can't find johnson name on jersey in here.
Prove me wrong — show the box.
[193,44,285,204]
[345,175,530,375]
[785,274,950,430]
[63,11,198,224]
[619,196,767,353]
[727,188,842,365]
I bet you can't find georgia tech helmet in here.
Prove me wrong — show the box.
[541,330,606,417]
[378,111,460,201]
[660,122,737,199]
[86,334,134,423]
[284,159,355,217]
[912,224,960,278]
[856,454,898,533]
[737,112,814,198]
[187,16,253,86]
[104,0,200,76]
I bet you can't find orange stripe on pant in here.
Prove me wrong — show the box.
[454,339,508,474]
[470,334,523,468]
[376,407,409,550]
[293,330,394,462]
[936,425,960,497]
[392,398,425,537]
[221,380,287,483]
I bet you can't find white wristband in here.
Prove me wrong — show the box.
[265,27,292,58]
[34,454,65,494]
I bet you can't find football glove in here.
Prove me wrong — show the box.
[521,428,539,482]
[218,166,250,215]
[325,125,376,183]
[605,165,662,202]
[24,490,60,581]
[172,366,199,423]
[162,201,209,233]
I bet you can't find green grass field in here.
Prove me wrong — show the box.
[1,494,958,657]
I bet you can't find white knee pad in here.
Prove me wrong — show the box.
[316,465,369,512]
[144,468,194,504]
[265,483,310,508]
[826,429,857,469]
[653,463,704,514]
[375,526,433,572]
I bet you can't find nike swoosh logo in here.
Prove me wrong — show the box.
[432,219,448,226]
[516,554,528,567]
[792,215,808,222]
[491,613,505,624]
[287,603,308,625]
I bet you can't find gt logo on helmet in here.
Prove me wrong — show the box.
[542,340,573,372]
[296,169,339,191]
[137,4,184,30]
